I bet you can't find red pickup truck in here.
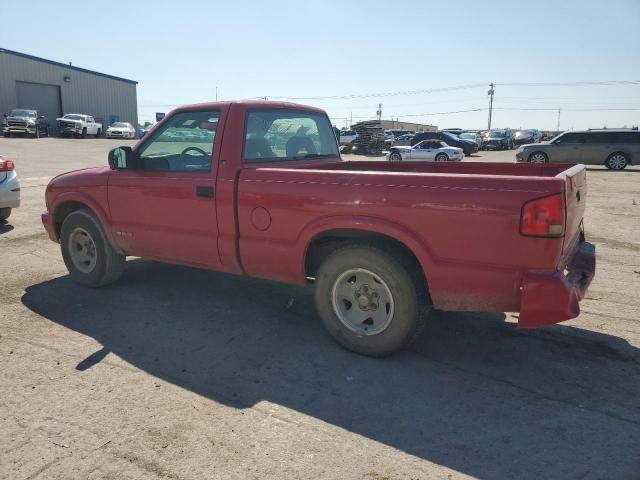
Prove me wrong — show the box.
[42,100,596,356]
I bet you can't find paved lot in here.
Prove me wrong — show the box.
[1,137,639,479]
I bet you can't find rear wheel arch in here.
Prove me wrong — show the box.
[304,228,431,302]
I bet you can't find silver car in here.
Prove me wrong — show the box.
[515,129,640,170]
[0,155,20,221]
[388,139,464,162]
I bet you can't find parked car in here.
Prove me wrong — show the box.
[387,129,415,138]
[42,100,595,357]
[0,155,20,221]
[57,114,102,138]
[482,129,515,150]
[514,129,542,145]
[516,129,640,170]
[339,130,357,145]
[2,109,50,138]
[459,132,482,147]
[388,140,464,162]
[412,131,478,156]
[392,133,415,146]
[106,122,136,139]
[442,128,464,136]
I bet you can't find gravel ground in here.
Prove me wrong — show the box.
[1,137,639,480]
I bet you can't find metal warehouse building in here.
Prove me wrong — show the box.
[0,48,137,135]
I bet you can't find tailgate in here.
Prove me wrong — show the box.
[557,164,587,256]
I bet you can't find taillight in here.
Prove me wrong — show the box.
[520,193,565,237]
[0,158,15,171]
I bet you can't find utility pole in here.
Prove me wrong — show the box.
[376,103,382,121]
[350,111,353,128]
[215,86,218,101]
[487,83,495,131]
[556,108,561,131]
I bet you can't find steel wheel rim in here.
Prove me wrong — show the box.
[390,153,401,161]
[608,154,626,169]
[436,154,447,162]
[331,268,395,336]
[529,153,547,163]
[68,227,98,273]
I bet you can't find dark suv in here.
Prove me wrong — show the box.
[2,109,50,138]
[516,129,640,170]
[411,131,478,156]
[481,129,514,150]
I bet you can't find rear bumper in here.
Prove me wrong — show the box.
[41,211,58,242]
[518,240,596,328]
[0,175,21,209]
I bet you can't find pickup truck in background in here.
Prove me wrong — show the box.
[42,100,596,356]
[57,114,102,138]
[3,109,50,138]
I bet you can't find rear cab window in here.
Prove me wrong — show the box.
[243,109,339,163]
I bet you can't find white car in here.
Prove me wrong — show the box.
[388,139,464,162]
[339,130,357,145]
[0,155,20,222]
[106,122,136,139]
[56,114,102,138]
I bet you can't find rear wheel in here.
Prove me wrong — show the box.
[314,244,429,356]
[96,128,101,138]
[528,151,548,164]
[605,153,628,170]
[81,127,87,138]
[389,151,402,161]
[435,153,449,162]
[0,208,11,221]
[60,209,125,287]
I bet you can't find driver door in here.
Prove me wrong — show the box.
[108,109,223,268]
[413,141,436,160]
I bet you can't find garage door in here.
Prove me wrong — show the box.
[16,81,62,135]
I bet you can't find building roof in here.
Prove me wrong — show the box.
[0,47,137,85]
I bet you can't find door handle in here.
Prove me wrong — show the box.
[196,185,214,198]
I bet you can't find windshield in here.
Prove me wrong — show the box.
[10,109,36,118]
[63,114,84,121]
[112,123,129,128]
[488,130,506,138]
[459,133,476,140]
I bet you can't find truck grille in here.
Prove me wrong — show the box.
[8,120,27,127]
[59,121,78,128]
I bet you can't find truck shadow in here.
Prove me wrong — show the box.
[22,259,640,479]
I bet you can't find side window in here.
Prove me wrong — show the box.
[557,133,586,144]
[137,110,220,172]
[88,117,94,123]
[243,109,339,163]
[587,132,608,144]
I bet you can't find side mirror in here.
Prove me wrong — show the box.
[38,115,45,119]
[108,146,136,170]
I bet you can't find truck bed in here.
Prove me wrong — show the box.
[236,161,587,316]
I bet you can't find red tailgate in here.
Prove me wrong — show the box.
[558,164,587,261]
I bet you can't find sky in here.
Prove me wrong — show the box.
[1,0,639,130]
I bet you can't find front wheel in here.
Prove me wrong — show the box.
[389,151,402,161]
[60,209,125,287]
[528,151,548,164]
[96,129,101,138]
[314,244,429,356]
[435,153,449,162]
[34,126,40,139]
[0,207,11,221]
[81,128,87,138]
[605,153,628,170]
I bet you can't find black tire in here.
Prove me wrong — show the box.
[528,151,548,164]
[2,132,9,138]
[314,244,429,357]
[81,128,87,138]
[60,209,125,287]
[0,207,11,221]
[435,153,449,162]
[605,152,628,170]
[96,129,101,138]
[389,151,402,161]
[34,126,40,139]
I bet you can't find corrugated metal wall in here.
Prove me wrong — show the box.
[0,51,137,135]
